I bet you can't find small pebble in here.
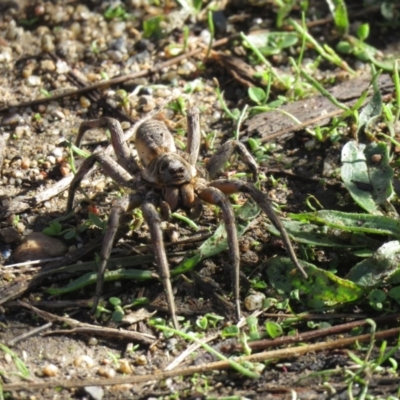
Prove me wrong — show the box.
[0,227,21,244]
[26,75,41,86]
[52,147,63,158]
[41,34,55,53]
[244,292,266,311]
[200,29,212,44]
[42,364,59,377]
[1,113,20,126]
[135,354,147,366]
[16,222,25,233]
[74,355,95,368]
[2,247,12,260]
[56,60,70,74]
[371,154,382,163]
[80,96,91,108]
[118,359,133,374]
[97,366,116,378]
[47,155,56,164]
[304,139,316,151]
[84,386,104,400]
[21,157,30,169]
[14,232,68,262]
[88,337,98,346]
[60,162,71,177]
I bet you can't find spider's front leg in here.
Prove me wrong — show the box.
[66,153,136,213]
[209,179,308,279]
[93,193,143,312]
[76,117,140,174]
[141,190,179,329]
[197,186,241,320]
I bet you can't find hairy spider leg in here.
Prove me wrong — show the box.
[186,107,201,166]
[141,190,179,328]
[197,186,241,320]
[209,179,308,279]
[207,140,259,182]
[66,153,136,213]
[76,118,140,174]
[93,193,143,312]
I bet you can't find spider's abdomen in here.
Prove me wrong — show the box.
[136,120,176,167]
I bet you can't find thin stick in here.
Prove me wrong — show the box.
[3,326,400,391]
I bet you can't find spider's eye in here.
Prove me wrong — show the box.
[172,166,184,174]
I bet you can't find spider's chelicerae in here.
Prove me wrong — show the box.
[67,107,307,328]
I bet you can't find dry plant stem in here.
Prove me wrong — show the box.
[186,107,201,166]
[165,333,219,371]
[7,322,53,346]
[4,326,400,392]
[17,301,155,344]
[0,237,103,306]
[231,313,400,352]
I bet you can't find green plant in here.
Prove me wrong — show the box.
[42,212,107,240]
[143,16,164,39]
[104,5,130,20]
[345,320,400,399]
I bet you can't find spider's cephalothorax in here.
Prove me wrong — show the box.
[67,107,307,328]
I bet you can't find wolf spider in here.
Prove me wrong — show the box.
[67,107,307,328]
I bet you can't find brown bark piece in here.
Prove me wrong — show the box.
[243,73,394,142]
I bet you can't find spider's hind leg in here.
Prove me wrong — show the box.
[92,192,143,313]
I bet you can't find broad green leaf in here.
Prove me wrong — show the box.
[265,219,380,248]
[388,286,400,304]
[42,221,62,236]
[47,269,154,295]
[346,241,400,287]
[291,210,400,238]
[264,257,365,308]
[358,89,382,135]
[248,87,266,105]
[326,0,349,34]
[341,141,393,214]
[357,23,370,41]
[143,16,164,39]
[265,321,283,339]
[245,31,298,56]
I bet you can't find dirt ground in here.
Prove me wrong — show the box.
[1,1,400,399]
